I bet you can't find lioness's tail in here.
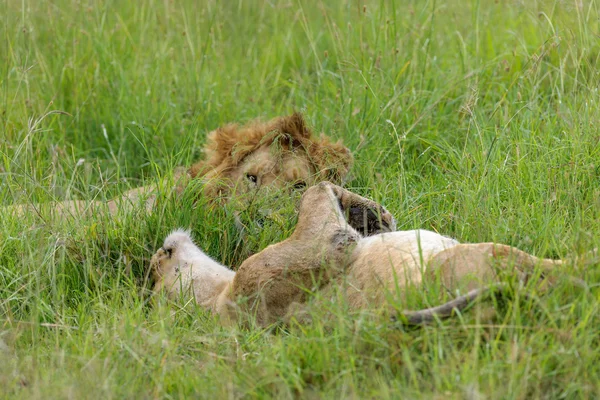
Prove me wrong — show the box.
[399,284,508,325]
[399,244,599,325]
[399,268,593,325]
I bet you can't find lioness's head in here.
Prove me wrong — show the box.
[150,229,234,294]
[150,229,196,283]
[188,113,353,201]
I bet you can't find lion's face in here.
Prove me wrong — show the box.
[188,113,353,203]
[184,113,354,256]
[228,144,315,196]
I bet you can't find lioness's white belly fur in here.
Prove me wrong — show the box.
[355,229,460,262]
[344,230,460,301]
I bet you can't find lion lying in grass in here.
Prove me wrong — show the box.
[5,113,352,218]
[151,182,591,326]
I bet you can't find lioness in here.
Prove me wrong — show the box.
[4,113,352,218]
[151,182,590,326]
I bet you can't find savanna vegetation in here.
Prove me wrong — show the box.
[1,0,599,398]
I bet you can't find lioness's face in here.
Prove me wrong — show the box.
[229,144,316,196]
[149,230,196,282]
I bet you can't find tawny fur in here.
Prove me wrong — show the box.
[151,182,589,327]
[189,112,352,189]
[4,113,352,218]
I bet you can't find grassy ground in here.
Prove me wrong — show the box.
[1,0,600,398]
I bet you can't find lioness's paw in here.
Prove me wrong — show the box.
[348,205,396,236]
[379,206,397,232]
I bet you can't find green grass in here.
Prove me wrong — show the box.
[1,0,600,398]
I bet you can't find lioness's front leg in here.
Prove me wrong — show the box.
[334,186,396,235]
[288,182,354,240]
[229,183,365,325]
[291,182,395,240]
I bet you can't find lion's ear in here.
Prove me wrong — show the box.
[309,138,353,184]
[274,112,312,140]
[277,112,352,182]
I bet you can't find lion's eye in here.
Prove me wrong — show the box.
[293,181,306,190]
[246,173,258,184]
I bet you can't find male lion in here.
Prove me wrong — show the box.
[151,182,593,326]
[5,113,352,218]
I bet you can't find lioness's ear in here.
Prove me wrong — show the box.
[309,138,353,184]
[274,112,312,140]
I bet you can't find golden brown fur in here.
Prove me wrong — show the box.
[4,113,352,218]
[151,182,592,327]
[189,112,351,197]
